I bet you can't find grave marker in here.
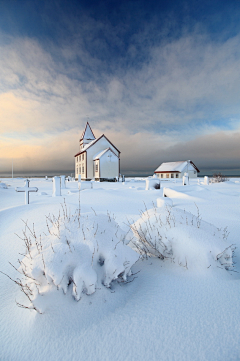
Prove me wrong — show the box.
[15,179,38,205]
[204,176,209,185]
[182,172,189,186]
[60,175,66,189]
[53,176,61,196]
[145,178,161,190]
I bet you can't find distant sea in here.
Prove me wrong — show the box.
[0,171,240,178]
[125,170,240,177]
[0,171,74,178]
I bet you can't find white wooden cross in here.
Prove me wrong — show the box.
[15,179,38,205]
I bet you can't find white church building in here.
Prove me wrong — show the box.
[154,160,200,179]
[74,122,120,181]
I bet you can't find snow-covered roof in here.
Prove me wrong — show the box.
[154,161,199,173]
[93,148,118,160]
[74,134,121,157]
[80,122,95,141]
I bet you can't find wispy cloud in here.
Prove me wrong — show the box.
[1,16,240,173]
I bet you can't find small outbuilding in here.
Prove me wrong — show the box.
[154,160,200,179]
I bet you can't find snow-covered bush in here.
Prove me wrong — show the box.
[9,204,139,313]
[129,204,235,271]
[211,172,229,183]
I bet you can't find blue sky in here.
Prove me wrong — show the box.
[0,0,240,175]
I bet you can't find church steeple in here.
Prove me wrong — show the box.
[80,122,96,149]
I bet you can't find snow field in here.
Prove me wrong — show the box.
[0,177,240,360]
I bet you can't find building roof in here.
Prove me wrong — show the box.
[93,148,118,160]
[154,161,200,173]
[80,122,95,141]
[74,134,121,157]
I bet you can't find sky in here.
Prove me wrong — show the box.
[0,0,240,176]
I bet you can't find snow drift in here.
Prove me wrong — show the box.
[14,205,139,312]
[130,204,234,271]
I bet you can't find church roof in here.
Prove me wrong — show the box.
[80,122,95,141]
[74,134,121,157]
[154,161,200,173]
[93,148,118,160]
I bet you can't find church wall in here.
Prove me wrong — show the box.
[86,137,120,179]
[75,157,79,179]
[99,151,119,179]
[75,152,87,179]
[94,159,100,179]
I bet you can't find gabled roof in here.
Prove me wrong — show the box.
[74,134,121,157]
[80,122,95,141]
[93,147,118,160]
[154,161,200,173]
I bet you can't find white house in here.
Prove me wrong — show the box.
[74,122,120,181]
[154,160,200,179]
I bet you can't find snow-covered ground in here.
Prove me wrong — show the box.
[0,177,240,361]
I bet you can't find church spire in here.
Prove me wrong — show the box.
[80,122,95,141]
[80,122,96,149]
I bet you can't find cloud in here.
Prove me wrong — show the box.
[159,130,240,171]
[0,129,79,172]
[1,21,240,173]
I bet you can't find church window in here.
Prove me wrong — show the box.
[171,174,174,178]
[77,167,78,174]
[82,166,84,173]
[96,163,98,172]
[82,153,84,161]
[166,174,169,178]
[161,174,163,178]
[176,174,179,178]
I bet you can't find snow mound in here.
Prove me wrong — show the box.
[162,187,202,201]
[129,205,234,272]
[37,191,48,196]
[157,197,173,208]
[15,207,139,312]
[0,182,8,189]
[67,190,79,194]
[145,178,161,190]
